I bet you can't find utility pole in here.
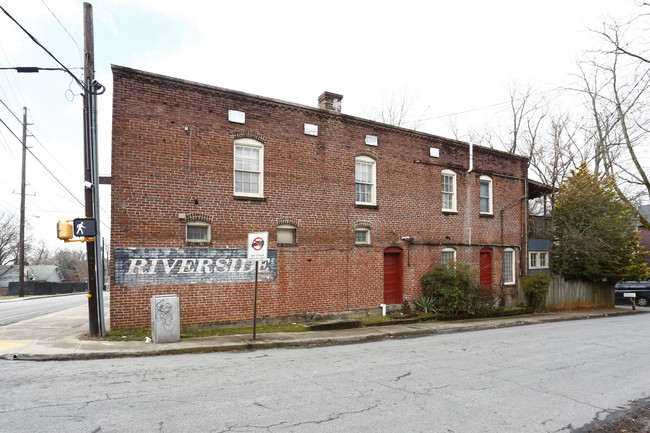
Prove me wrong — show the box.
[18,107,28,298]
[83,2,104,337]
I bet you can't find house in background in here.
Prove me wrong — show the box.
[527,181,554,275]
[110,65,539,329]
[0,265,65,296]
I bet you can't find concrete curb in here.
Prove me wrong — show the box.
[2,309,641,362]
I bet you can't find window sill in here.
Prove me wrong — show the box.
[355,203,378,209]
[355,243,373,247]
[277,243,298,247]
[479,213,494,218]
[234,195,267,202]
[186,241,212,247]
[442,210,458,215]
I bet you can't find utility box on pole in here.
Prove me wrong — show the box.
[151,295,180,343]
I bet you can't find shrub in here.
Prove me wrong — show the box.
[421,263,479,315]
[523,273,551,311]
[413,295,437,314]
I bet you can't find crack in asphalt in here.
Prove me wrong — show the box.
[217,404,380,432]
[395,371,411,381]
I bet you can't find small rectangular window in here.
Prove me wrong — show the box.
[355,228,370,245]
[277,224,297,244]
[186,221,210,243]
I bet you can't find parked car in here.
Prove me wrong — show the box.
[615,279,650,306]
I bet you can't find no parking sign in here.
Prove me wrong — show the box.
[247,232,268,262]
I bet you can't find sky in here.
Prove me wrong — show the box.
[0,0,647,253]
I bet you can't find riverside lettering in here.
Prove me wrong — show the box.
[126,257,270,275]
[114,247,278,286]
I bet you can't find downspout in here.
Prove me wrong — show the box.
[467,142,473,246]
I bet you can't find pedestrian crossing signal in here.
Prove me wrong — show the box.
[57,221,73,240]
[73,218,97,237]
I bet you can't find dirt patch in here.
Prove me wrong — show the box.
[574,399,650,432]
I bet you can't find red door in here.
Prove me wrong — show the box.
[384,247,403,304]
[480,248,493,290]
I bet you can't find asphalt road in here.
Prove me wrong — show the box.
[0,293,90,326]
[1,311,649,432]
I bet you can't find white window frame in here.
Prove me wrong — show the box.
[479,175,493,215]
[503,248,516,285]
[354,227,371,245]
[276,224,297,245]
[355,156,376,205]
[529,251,549,269]
[186,221,211,243]
[441,169,457,212]
[233,138,264,198]
[441,248,457,268]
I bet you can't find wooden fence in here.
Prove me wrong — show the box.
[543,276,615,309]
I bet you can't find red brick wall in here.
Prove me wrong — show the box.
[110,66,528,329]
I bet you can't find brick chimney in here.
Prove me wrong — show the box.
[318,91,343,112]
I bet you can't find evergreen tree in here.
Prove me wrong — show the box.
[553,163,649,282]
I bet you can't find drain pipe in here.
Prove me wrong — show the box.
[380,303,387,316]
[468,141,474,173]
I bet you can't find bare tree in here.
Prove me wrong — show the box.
[579,8,650,227]
[595,3,650,65]
[368,88,430,130]
[0,211,19,266]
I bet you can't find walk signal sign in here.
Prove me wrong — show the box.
[73,218,97,237]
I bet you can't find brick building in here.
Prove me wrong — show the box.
[110,65,531,329]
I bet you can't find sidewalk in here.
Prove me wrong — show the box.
[0,301,643,361]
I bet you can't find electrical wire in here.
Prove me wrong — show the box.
[0,5,104,95]
[0,114,84,207]
[40,0,83,64]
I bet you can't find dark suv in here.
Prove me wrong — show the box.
[615,279,650,307]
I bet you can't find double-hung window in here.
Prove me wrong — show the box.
[234,138,263,197]
[441,170,457,212]
[441,248,456,268]
[479,175,493,215]
[503,248,515,285]
[355,156,376,205]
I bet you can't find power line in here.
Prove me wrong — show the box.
[0,112,84,207]
[0,5,104,95]
[40,0,83,63]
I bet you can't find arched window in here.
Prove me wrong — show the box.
[355,156,376,205]
[234,138,264,197]
[441,248,456,268]
[441,169,457,212]
[479,175,493,215]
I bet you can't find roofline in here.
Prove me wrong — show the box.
[111,64,529,163]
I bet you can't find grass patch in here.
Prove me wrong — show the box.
[105,323,308,341]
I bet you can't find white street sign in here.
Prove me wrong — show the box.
[247,232,268,262]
